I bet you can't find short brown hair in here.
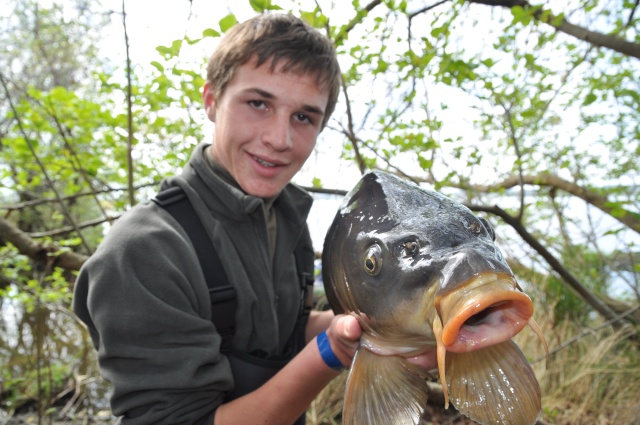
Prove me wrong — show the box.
[206,13,341,128]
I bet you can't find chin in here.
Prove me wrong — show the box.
[242,183,282,199]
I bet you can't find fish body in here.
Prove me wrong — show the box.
[322,170,546,425]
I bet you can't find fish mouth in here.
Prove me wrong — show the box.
[436,272,533,353]
[432,272,547,408]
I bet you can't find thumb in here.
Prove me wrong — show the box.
[336,314,361,341]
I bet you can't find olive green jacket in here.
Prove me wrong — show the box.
[73,143,314,424]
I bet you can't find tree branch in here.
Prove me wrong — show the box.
[494,95,526,221]
[0,182,159,212]
[474,173,640,235]
[391,169,640,235]
[122,0,136,206]
[408,0,449,20]
[469,0,640,60]
[333,0,383,46]
[469,203,620,322]
[628,0,640,28]
[0,216,87,271]
[29,215,121,238]
[339,75,367,175]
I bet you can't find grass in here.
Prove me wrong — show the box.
[532,313,640,424]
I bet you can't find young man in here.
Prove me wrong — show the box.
[73,13,435,424]
[73,13,358,425]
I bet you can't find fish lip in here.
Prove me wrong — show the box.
[435,272,534,353]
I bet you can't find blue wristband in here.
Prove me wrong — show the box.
[317,331,344,371]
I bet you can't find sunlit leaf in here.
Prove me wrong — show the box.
[219,13,238,33]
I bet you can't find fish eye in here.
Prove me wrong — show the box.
[364,244,382,276]
[399,240,420,258]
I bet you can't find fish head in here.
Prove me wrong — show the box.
[322,170,535,353]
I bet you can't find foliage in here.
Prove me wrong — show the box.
[0,0,639,423]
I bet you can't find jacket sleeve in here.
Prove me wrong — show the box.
[73,203,233,425]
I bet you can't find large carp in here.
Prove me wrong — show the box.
[322,170,547,425]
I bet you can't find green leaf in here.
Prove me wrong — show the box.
[300,9,329,28]
[511,5,533,26]
[202,28,220,38]
[219,14,238,33]
[156,40,183,59]
[481,58,495,68]
[430,25,448,38]
[249,0,265,12]
[184,36,202,45]
[249,0,282,11]
[583,92,597,105]
[150,61,164,72]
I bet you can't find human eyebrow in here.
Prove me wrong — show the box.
[246,88,275,99]
[301,103,325,118]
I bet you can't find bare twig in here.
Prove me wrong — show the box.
[48,111,113,226]
[408,0,448,20]
[29,215,121,238]
[340,74,367,175]
[628,0,640,28]
[0,181,160,212]
[333,0,383,46]
[121,0,136,206]
[495,96,526,222]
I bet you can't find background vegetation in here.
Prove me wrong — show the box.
[1,0,638,423]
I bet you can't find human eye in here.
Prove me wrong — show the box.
[293,113,312,124]
[248,100,268,110]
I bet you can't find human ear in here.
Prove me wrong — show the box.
[202,82,216,123]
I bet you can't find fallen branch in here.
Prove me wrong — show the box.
[0,216,88,271]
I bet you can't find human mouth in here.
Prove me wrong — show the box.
[253,155,279,168]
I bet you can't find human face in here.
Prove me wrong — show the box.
[203,58,329,198]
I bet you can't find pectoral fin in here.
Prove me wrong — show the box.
[445,340,542,425]
[343,347,430,425]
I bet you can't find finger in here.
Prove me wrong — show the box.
[337,314,361,340]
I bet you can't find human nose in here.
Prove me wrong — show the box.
[262,114,293,151]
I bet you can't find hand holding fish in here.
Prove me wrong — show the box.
[320,313,439,371]
[320,314,361,370]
